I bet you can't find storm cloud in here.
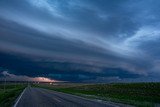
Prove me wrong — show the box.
[0,0,160,82]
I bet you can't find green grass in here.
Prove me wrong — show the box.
[0,84,26,107]
[33,82,160,107]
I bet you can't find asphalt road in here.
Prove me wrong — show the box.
[14,87,131,107]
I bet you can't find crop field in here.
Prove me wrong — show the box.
[34,82,160,107]
[0,84,26,107]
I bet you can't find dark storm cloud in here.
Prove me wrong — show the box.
[0,0,160,82]
[64,0,140,38]
[0,51,141,82]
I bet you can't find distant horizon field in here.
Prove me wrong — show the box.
[0,82,159,107]
[33,82,160,107]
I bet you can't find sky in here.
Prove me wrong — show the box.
[0,0,160,82]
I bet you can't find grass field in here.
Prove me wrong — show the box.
[0,84,26,107]
[34,82,160,107]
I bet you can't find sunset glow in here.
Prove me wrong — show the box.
[33,77,57,82]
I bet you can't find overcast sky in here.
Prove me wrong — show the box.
[0,0,160,82]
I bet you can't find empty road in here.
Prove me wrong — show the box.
[14,87,131,107]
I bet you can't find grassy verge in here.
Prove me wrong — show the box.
[33,82,160,107]
[0,84,26,107]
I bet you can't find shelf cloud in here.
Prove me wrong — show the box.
[0,0,160,82]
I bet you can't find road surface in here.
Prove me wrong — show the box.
[14,87,131,107]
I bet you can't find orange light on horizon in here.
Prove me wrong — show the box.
[33,77,57,82]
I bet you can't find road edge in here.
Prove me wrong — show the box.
[13,87,27,107]
[39,88,134,107]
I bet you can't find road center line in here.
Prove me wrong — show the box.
[52,97,62,103]
[13,87,27,107]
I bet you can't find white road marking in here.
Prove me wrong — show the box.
[13,87,27,107]
[52,97,62,103]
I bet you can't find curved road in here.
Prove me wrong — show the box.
[14,87,131,107]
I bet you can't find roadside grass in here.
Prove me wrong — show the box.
[0,84,26,107]
[33,82,160,107]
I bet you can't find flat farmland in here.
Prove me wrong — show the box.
[34,82,160,107]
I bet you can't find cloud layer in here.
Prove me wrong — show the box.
[0,0,160,82]
[0,71,58,82]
